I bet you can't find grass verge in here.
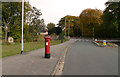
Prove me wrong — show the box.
[2,39,69,58]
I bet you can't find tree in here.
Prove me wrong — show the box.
[48,27,62,35]
[26,6,44,41]
[2,2,31,42]
[48,27,56,35]
[2,2,44,42]
[2,2,15,42]
[47,22,55,30]
[100,1,120,38]
[59,32,64,43]
[73,20,81,37]
[0,1,1,26]
[57,17,66,30]
[79,8,102,37]
[58,15,81,37]
[55,27,62,35]
[47,22,56,35]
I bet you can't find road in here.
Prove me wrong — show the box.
[62,39,118,75]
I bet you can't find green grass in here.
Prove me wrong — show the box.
[0,26,1,58]
[2,39,69,58]
[0,27,2,39]
[98,42,103,45]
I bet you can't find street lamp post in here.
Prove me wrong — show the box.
[21,0,24,54]
[82,24,83,38]
[65,17,66,39]
[68,20,70,39]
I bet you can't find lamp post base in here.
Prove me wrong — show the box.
[21,51,23,54]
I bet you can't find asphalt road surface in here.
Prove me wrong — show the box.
[62,39,118,75]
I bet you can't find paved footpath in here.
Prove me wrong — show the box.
[63,39,118,75]
[2,39,76,75]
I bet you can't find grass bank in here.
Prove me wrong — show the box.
[2,39,69,58]
[0,27,2,40]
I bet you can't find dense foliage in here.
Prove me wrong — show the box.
[2,1,120,41]
[79,8,102,38]
[57,1,120,39]
[99,2,120,38]
[0,2,1,26]
[47,22,62,35]
[2,2,46,42]
[58,16,81,37]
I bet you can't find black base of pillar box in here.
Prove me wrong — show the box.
[45,53,50,58]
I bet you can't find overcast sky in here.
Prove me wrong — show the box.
[29,0,108,25]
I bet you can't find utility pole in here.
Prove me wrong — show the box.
[21,0,24,54]
[68,20,70,39]
[93,27,94,40]
[82,24,83,38]
[65,17,66,39]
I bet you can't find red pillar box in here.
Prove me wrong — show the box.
[44,37,51,58]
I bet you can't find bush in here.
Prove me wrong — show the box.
[25,35,33,42]
[50,33,56,40]
[38,35,44,41]
[59,32,64,43]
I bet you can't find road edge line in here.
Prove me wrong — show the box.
[51,39,76,76]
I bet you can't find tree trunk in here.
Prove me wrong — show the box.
[5,31,8,43]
